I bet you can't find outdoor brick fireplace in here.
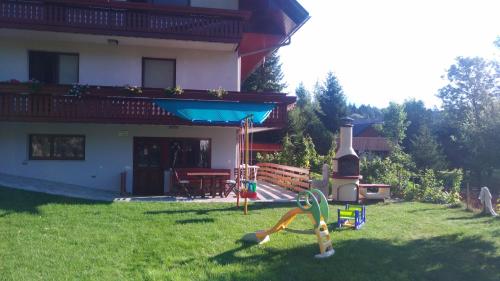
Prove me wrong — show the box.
[332,118,362,202]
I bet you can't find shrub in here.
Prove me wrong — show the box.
[437,169,463,193]
[360,151,415,198]
[403,169,461,205]
[361,151,462,205]
[402,182,420,201]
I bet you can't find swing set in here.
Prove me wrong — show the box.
[236,116,257,215]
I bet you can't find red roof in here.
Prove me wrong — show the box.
[353,137,391,152]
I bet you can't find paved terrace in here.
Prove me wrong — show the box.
[0,173,297,203]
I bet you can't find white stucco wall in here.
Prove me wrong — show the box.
[0,37,240,91]
[0,122,238,192]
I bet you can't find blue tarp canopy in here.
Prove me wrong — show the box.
[154,100,276,125]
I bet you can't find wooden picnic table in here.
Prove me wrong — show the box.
[186,171,231,198]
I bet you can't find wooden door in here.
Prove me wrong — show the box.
[133,138,165,196]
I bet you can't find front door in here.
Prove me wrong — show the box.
[133,138,166,195]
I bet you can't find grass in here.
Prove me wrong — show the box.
[0,186,499,281]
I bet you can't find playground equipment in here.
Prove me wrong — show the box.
[337,204,366,230]
[243,189,335,259]
[237,117,258,214]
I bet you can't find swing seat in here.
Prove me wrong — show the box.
[240,191,257,199]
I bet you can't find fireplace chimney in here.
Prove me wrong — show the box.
[337,117,357,158]
[331,117,362,203]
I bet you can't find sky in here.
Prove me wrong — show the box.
[279,0,500,108]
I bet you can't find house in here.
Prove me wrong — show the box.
[0,0,309,196]
[352,122,391,157]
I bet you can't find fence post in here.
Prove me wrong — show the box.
[466,181,470,211]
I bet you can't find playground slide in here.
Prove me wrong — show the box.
[243,189,334,258]
[244,208,305,243]
[255,208,306,240]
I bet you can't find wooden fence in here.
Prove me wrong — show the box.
[462,188,498,211]
[256,163,310,192]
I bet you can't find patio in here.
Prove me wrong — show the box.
[0,173,298,203]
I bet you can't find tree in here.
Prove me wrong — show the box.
[295,82,310,108]
[288,84,333,155]
[241,52,286,92]
[402,99,433,150]
[438,56,500,181]
[280,134,295,165]
[347,104,383,121]
[379,102,410,146]
[315,72,347,134]
[409,125,447,170]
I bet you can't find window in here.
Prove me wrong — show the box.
[142,58,176,88]
[29,51,79,84]
[29,135,85,160]
[169,138,211,168]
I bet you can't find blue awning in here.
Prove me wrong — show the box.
[154,100,276,125]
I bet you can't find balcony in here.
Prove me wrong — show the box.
[0,83,293,128]
[0,0,248,43]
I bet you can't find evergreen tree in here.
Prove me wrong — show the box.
[241,52,287,92]
[288,84,333,155]
[295,82,310,108]
[409,125,447,170]
[402,99,433,150]
[379,102,410,146]
[315,72,347,134]
[280,134,295,165]
[347,104,383,121]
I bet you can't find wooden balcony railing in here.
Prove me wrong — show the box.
[0,0,248,42]
[256,163,311,192]
[0,83,291,127]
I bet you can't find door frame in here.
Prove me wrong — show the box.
[132,137,169,196]
[132,136,213,195]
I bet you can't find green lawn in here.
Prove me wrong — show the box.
[0,186,499,281]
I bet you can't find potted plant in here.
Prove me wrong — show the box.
[27,79,42,94]
[208,86,228,99]
[67,84,91,97]
[164,85,184,96]
[124,84,142,95]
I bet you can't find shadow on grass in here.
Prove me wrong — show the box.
[209,234,500,281]
[144,202,296,216]
[447,213,492,221]
[0,186,109,217]
[175,218,215,224]
[406,207,446,213]
[283,228,315,235]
